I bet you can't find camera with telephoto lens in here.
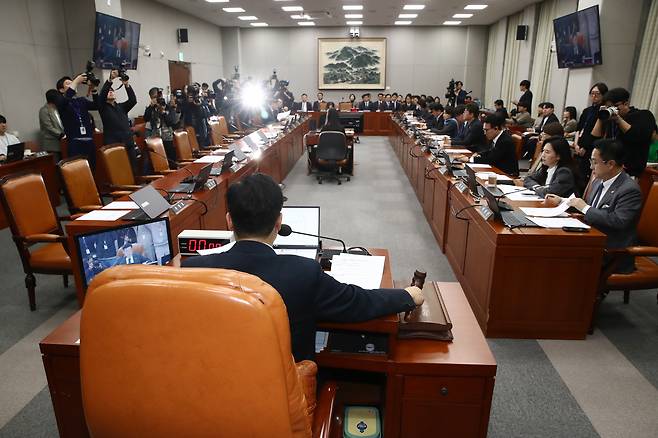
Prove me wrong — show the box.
[598,106,619,121]
[445,79,456,100]
[84,61,101,86]
[118,61,130,82]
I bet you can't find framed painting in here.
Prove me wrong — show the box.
[318,38,386,90]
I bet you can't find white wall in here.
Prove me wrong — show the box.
[516,4,538,83]
[226,26,488,104]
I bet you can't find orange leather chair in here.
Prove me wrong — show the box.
[511,133,524,161]
[208,119,233,148]
[98,144,163,193]
[0,173,72,310]
[600,181,658,306]
[145,137,177,175]
[172,130,201,163]
[80,265,337,438]
[218,115,244,138]
[57,157,103,214]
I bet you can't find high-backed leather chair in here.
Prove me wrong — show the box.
[338,102,352,111]
[145,137,177,175]
[172,130,200,163]
[218,115,243,138]
[511,133,524,161]
[57,157,103,214]
[315,132,350,185]
[81,265,337,438]
[208,119,232,147]
[0,173,71,310]
[98,144,163,192]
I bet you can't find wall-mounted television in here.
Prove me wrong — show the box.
[92,12,141,70]
[553,5,602,69]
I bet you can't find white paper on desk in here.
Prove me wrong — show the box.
[476,172,513,181]
[326,254,385,290]
[274,248,318,259]
[194,155,224,163]
[466,163,492,169]
[277,111,291,122]
[101,201,138,210]
[505,190,542,201]
[75,210,131,221]
[444,148,471,154]
[196,241,235,256]
[520,194,575,217]
[528,217,591,229]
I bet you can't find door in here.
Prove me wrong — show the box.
[168,61,191,91]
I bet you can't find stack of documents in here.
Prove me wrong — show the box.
[475,172,513,181]
[326,254,385,289]
[517,194,590,228]
[496,185,542,201]
[75,210,131,221]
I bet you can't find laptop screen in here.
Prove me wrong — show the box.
[273,206,320,248]
[129,185,171,219]
[75,217,173,289]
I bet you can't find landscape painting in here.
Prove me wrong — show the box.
[318,38,386,90]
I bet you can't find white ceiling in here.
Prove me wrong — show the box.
[152,0,542,28]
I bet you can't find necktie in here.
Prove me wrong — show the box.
[590,183,604,208]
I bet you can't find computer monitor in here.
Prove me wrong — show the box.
[465,164,480,195]
[75,217,173,289]
[273,206,320,249]
[6,143,26,162]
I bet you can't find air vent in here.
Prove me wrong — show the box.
[304,10,332,20]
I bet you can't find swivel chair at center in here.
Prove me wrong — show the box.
[80,265,342,438]
[314,131,350,185]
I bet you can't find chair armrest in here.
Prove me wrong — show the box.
[23,233,66,244]
[136,175,164,183]
[110,190,133,199]
[78,205,103,212]
[58,213,86,221]
[313,381,338,438]
[607,246,658,257]
[296,360,318,418]
[109,184,142,191]
[157,170,178,175]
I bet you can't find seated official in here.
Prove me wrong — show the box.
[545,139,642,273]
[293,93,311,113]
[182,174,424,361]
[321,108,345,133]
[450,105,467,140]
[358,93,374,111]
[451,103,486,152]
[458,114,519,176]
[562,106,578,139]
[426,103,444,131]
[0,114,21,158]
[516,136,577,197]
[312,92,326,112]
[511,102,534,129]
[494,99,509,120]
[433,106,459,136]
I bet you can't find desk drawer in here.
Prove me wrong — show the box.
[403,376,484,404]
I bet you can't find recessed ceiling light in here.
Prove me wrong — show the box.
[250,22,269,27]
[223,7,245,13]
[395,20,413,25]
[290,14,311,19]
[345,14,363,18]
[298,21,315,26]
[443,20,461,25]
[403,5,425,10]
[238,16,258,20]
[453,14,473,18]
[205,0,229,3]
[346,20,363,25]
[282,6,303,11]
[464,4,488,10]
[343,5,363,11]
[398,13,417,18]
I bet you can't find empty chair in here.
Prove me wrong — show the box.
[0,173,72,310]
[57,156,103,214]
[314,131,350,185]
[98,144,163,193]
[145,137,177,175]
[172,130,201,163]
[80,265,338,437]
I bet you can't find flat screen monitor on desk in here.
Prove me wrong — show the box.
[5,143,25,162]
[75,217,173,289]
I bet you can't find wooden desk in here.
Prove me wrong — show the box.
[0,153,60,229]
[65,121,308,306]
[307,111,396,136]
[390,119,606,339]
[40,248,495,438]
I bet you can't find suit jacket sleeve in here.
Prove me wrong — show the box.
[475,137,513,168]
[584,184,642,232]
[313,265,415,322]
[528,167,575,198]
[452,121,483,147]
[120,84,137,114]
[519,90,532,109]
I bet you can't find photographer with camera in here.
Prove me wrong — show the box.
[590,87,656,177]
[274,81,294,111]
[98,68,138,172]
[144,87,179,162]
[55,68,100,168]
[181,84,211,147]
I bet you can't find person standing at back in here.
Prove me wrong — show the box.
[39,89,65,161]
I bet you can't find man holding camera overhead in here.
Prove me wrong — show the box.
[591,87,656,177]
[99,68,138,172]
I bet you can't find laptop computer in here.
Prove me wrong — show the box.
[465,164,503,198]
[242,135,260,152]
[482,186,539,228]
[169,164,213,193]
[121,185,172,221]
[210,150,235,176]
[230,144,248,162]
[440,151,467,178]
[6,143,25,162]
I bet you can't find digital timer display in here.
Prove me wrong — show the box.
[178,236,232,255]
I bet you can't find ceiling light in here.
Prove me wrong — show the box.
[250,22,269,27]
[398,13,418,18]
[395,20,413,25]
[464,4,488,10]
[282,6,303,11]
[290,14,311,19]
[343,5,363,11]
[453,13,473,18]
[223,7,245,13]
[346,20,363,25]
[238,16,258,20]
[205,0,229,3]
[403,5,425,10]
[443,20,461,25]
[345,14,363,18]
[298,21,315,26]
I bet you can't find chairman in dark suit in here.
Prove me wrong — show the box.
[546,140,642,273]
[451,103,486,152]
[312,92,325,112]
[293,93,311,113]
[459,114,519,176]
[182,173,423,361]
[358,93,374,111]
[426,103,444,131]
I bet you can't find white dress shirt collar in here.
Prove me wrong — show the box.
[492,130,504,146]
[545,165,557,186]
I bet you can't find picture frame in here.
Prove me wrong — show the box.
[318,38,386,90]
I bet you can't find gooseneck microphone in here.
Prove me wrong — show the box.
[278,224,347,254]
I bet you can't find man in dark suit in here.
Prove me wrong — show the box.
[459,114,519,176]
[182,174,424,361]
[455,81,468,105]
[375,93,385,111]
[546,139,642,273]
[451,103,486,152]
[312,92,325,111]
[535,102,560,134]
[494,99,509,120]
[512,79,533,115]
[358,93,374,111]
[293,93,311,113]
[426,103,444,130]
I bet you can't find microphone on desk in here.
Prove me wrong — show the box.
[278,224,348,254]
[147,147,195,180]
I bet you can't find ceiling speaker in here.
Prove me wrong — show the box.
[177,28,189,44]
[516,25,528,41]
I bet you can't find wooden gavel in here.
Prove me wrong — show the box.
[404,269,426,321]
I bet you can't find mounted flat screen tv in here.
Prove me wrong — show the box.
[553,5,602,69]
[92,12,141,69]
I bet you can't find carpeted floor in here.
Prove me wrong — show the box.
[1,136,657,437]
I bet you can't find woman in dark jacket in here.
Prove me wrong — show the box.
[321,108,345,133]
[519,136,578,197]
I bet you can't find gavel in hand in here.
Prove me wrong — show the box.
[405,270,427,320]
